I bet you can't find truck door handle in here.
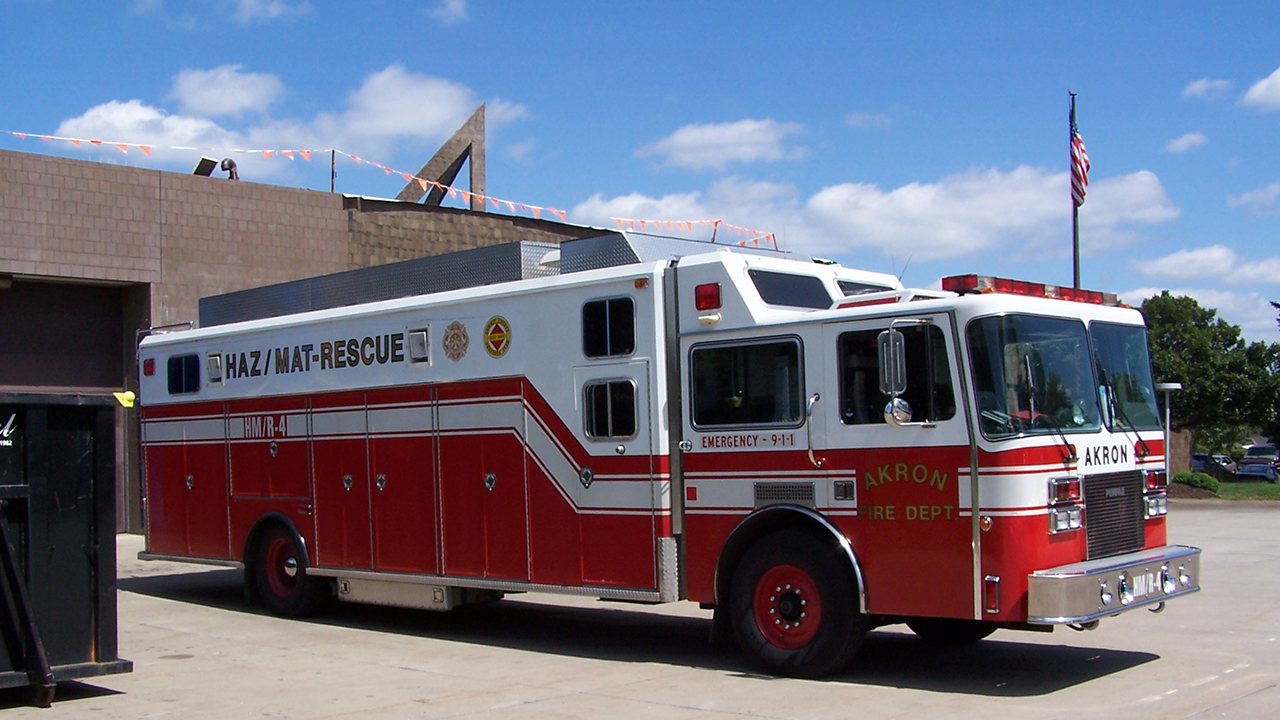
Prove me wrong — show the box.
[806,393,824,469]
[342,474,353,492]
[375,473,387,492]
[483,472,496,492]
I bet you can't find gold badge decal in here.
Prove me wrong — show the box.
[484,316,511,358]
[442,321,469,362]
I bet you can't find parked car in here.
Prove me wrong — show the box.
[1192,452,1236,481]
[1213,454,1237,473]
[1237,462,1278,482]
[1237,445,1279,482]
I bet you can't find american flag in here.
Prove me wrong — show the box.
[1070,121,1090,207]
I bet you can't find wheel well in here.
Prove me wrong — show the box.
[714,505,866,614]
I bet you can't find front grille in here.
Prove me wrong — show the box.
[1084,471,1145,559]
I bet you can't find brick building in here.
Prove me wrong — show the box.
[0,146,599,531]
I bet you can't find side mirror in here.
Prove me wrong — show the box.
[877,329,907,397]
[884,397,913,427]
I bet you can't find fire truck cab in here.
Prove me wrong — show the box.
[137,232,1200,677]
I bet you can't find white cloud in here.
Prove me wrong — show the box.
[1241,66,1280,111]
[1228,182,1280,214]
[53,64,526,180]
[845,112,891,129]
[574,166,1179,263]
[429,0,468,25]
[638,119,805,172]
[169,65,283,118]
[1182,78,1232,100]
[55,99,236,149]
[505,138,536,164]
[1164,132,1207,153]
[1137,244,1280,289]
[1120,287,1280,343]
[228,0,310,22]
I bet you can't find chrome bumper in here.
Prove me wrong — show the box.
[1026,545,1201,624]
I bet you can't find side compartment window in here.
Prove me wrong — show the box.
[691,339,803,428]
[583,297,636,358]
[839,325,955,425]
[167,353,200,395]
[748,270,833,309]
[584,380,637,438]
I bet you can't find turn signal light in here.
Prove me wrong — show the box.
[1048,477,1081,505]
[143,358,155,376]
[1144,470,1168,491]
[695,283,721,310]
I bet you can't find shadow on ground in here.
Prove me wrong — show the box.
[118,569,1157,697]
[0,680,122,710]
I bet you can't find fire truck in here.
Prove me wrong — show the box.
[137,231,1200,677]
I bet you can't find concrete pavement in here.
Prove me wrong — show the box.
[0,500,1275,719]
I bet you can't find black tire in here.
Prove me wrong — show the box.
[253,524,328,618]
[906,617,997,644]
[730,530,866,678]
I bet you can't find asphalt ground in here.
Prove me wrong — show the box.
[1,500,1275,719]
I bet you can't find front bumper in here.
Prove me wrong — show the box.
[1026,545,1201,624]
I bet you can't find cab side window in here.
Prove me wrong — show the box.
[691,338,803,428]
[838,326,955,425]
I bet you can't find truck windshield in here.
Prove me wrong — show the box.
[967,315,1101,439]
[1090,322,1161,431]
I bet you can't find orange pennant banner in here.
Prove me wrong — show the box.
[140,145,151,157]
[299,150,311,161]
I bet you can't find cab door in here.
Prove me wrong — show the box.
[819,314,974,619]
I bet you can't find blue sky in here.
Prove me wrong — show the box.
[3,1,1279,341]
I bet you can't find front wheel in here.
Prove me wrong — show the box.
[730,530,866,678]
[253,524,328,618]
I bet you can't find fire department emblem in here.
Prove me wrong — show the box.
[442,321,469,362]
[484,316,511,358]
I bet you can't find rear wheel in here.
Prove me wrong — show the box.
[730,530,866,678]
[906,617,997,644]
[253,524,327,618]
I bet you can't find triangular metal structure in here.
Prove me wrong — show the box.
[395,104,486,210]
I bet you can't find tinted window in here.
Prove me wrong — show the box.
[837,280,893,296]
[748,270,833,309]
[583,298,636,357]
[167,354,200,395]
[584,380,637,438]
[691,339,803,427]
[839,325,955,425]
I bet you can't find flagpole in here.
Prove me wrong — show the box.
[1070,92,1080,289]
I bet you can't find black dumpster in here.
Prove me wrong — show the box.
[0,393,132,706]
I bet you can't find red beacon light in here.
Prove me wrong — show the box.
[694,283,722,311]
[942,274,1119,306]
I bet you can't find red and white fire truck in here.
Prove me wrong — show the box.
[137,232,1200,677]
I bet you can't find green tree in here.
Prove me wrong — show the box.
[1140,292,1280,450]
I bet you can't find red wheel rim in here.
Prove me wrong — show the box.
[753,564,822,649]
[264,538,298,598]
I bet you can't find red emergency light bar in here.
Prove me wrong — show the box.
[942,274,1119,306]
